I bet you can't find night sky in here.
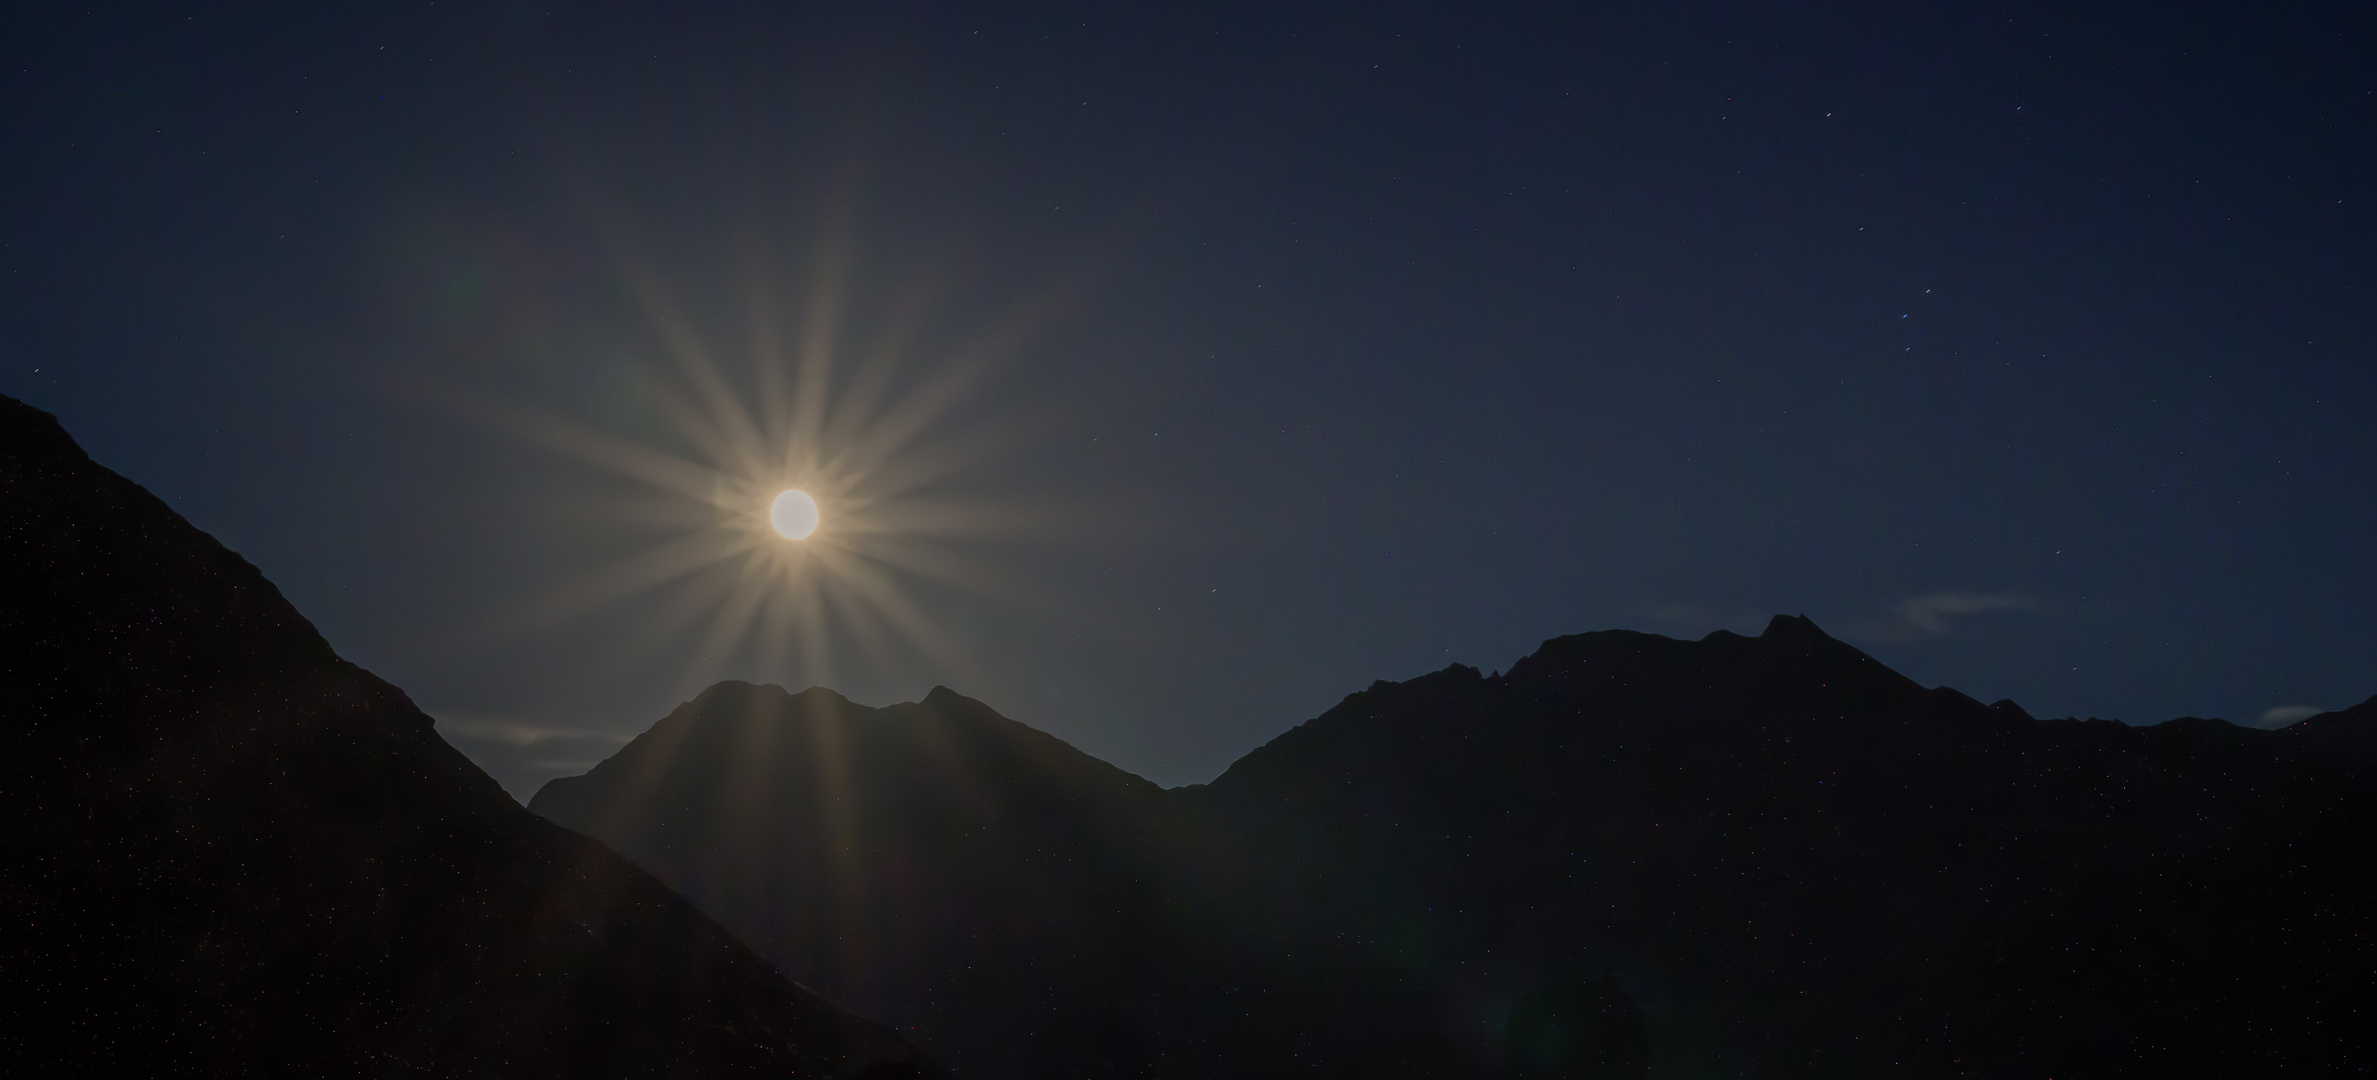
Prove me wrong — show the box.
[6,2,2370,798]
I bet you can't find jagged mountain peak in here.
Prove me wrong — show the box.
[1205,613,1970,804]
[555,678,1161,801]
[1759,611,1826,638]
[919,683,974,707]
[1504,612,1916,692]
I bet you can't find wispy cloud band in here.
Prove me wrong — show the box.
[1896,591,2042,635]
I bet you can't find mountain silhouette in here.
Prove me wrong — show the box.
[2277,694,2377,767]
[539,617,2377,1078]
[530,682,1461,1078]
[532,682,1174,1078]
[0,394,939,1078]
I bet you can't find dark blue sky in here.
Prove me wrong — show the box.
[6,1,2370,796]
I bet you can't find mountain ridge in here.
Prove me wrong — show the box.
[537,613,2377,1078]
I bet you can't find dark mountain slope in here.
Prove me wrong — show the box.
[2279,694,2377,766]
[544,615,2377,1079]
[533,682,1187,1078]
[1190,617,2377,1077]
[0,394,936,1078]
[531,682,1465,1079]
[532,682,1170,1046]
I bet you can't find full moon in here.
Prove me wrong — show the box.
[769,489,820,539]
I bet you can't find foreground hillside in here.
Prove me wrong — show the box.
[539,623,2377,1078]
[0,394,936,1078]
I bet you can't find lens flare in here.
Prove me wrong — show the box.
[435,215,1083,703]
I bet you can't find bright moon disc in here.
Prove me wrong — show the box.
[770,489,820,539]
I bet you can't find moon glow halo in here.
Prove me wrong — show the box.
[770,489,820,540]
[443,213,1074,710]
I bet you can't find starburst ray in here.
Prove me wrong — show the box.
[429,204,1094,713]
[620,263,774,481]
[472,527,767,642]
[789,224,848,468]
[446,397,722,504]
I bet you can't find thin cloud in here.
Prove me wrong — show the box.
[431,712,633,749]
[2252,704,2327,729]
[430,712,638,802]
[1641,593,2046,649]
[1897,591,2041,635]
